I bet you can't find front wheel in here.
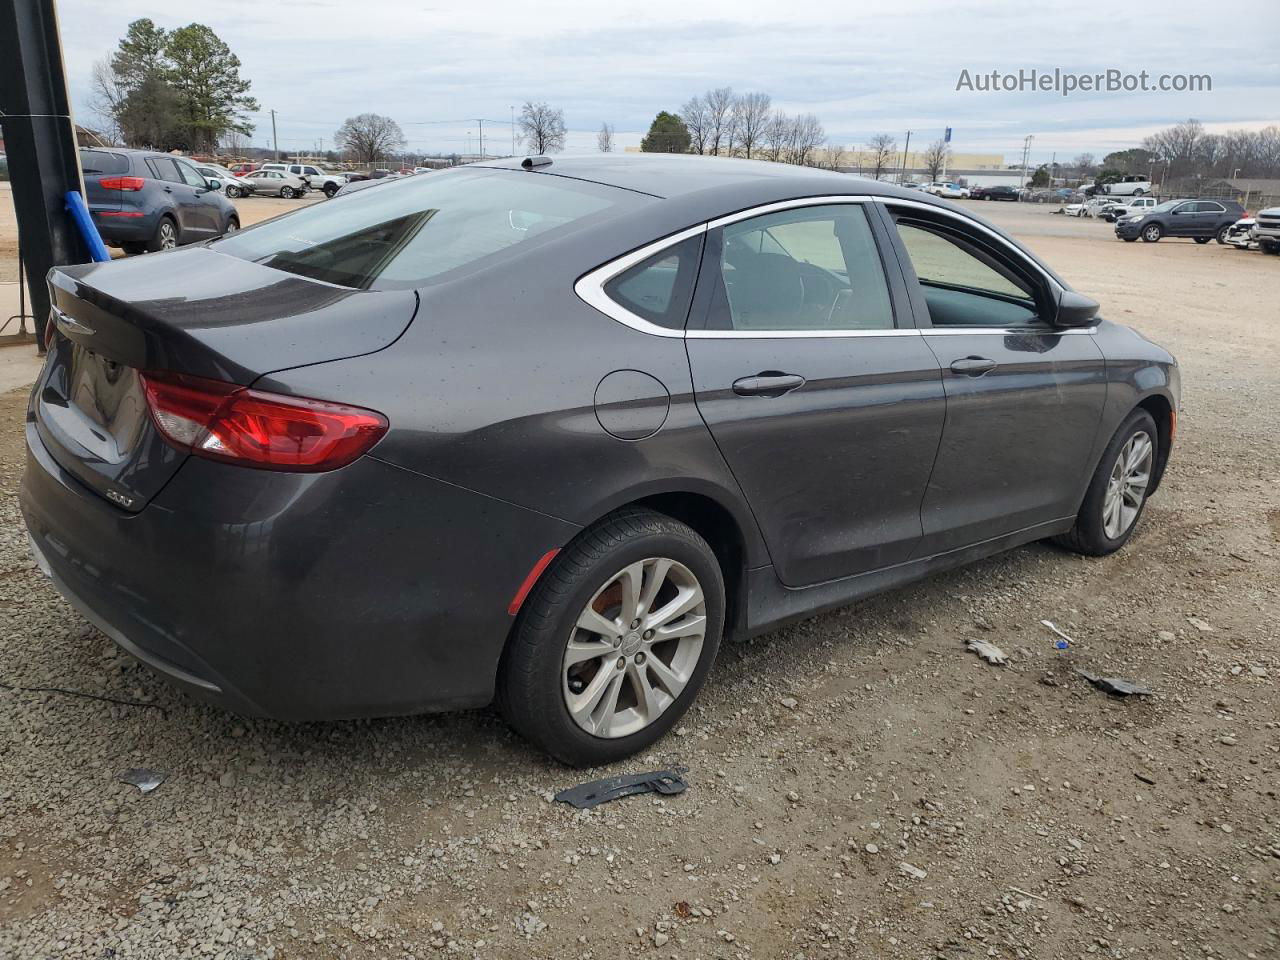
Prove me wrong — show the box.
[223,217,239,236]
[1194,237,1211,244]
[1122,237,1137,242]
[1054,409,1158,556]
[498,508,725,766]
[226,185,241,199]
[324,183,339,199]
[280,186,295,199]
[1216,225,1231,245]
[1141,223,1163,242]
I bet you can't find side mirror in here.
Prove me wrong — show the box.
[207,178,222,191]
[1055,289,1099,328]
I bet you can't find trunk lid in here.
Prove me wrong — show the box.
[36,246,417,511]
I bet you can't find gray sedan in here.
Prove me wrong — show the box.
[23,155,1177,765]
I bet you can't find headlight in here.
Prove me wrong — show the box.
[1129,215,1145,223]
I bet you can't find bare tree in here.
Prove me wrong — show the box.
[334,113,406,166]
[519,101,567,155]
[760,111,790,163]
[1143,119,1205,179]
[87,58,125,145]
[821,139,847,171]
[219,129,249,155]
[921,138,951,180]
[786,113,825,166]
[705,86,736,156]
[681,95,710,155]
[733,92,772,160]
[866,133,896,180]
[596,122,614,153]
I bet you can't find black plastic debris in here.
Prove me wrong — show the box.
[1076,669,1152,697]
[554,768,688,809]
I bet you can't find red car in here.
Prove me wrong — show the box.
[228,162,259,177]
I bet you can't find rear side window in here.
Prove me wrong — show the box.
[603,235,702,330]
[80,150,129,175]
[215,168,644,290]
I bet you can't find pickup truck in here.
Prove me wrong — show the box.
[259,163,349,198]
[1250,207,1280,254]
[1100,196,1158,222]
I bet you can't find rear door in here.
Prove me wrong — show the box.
[685,200,946,586]
[879,201,1108,555]
[146,157,197,236]
[173,159,220,234]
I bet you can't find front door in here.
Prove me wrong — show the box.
[686,201,946,587]
[879,205,1108,555]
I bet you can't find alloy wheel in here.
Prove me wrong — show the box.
[159,221,177,250]
[1142,224,1161,242]
[562,557,706,739]
[1103,431,1153,539]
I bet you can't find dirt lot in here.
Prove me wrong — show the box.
[0,198,1277,960]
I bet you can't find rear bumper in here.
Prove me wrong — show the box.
[20,422,580,720]
[90,209,157,243]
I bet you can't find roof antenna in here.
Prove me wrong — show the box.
[522,156,552,169]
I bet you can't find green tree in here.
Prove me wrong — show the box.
[1029,164,1050,188]
[640,111,691,153]
[116,74,185,149]
[110,18,168,91]
[164,24,258,153]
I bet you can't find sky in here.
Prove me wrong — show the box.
[56,0,1280,166]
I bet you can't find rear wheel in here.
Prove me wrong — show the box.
[1141,223,1163,242]
[121,241,146,256]
[146,216,178,253]
[498,508,725,766]
[324,183,339,199]
[1054,409,1158,556]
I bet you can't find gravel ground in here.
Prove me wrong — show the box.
[0,202,1277,959]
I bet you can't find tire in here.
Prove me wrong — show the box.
[1262,240,1280,255]
[1132,188,1145,196]
[280,186,295,199]
[497,507,725,766]
[1054,408,1158,557]
[146,216,178,253]
[226,185,241,199]
[323,183,339,199]
[121,241,147,256]
[1123,237,1137,242]
[1216,225,1231,245]
[1194,237,1210,244]
[223,217,239,237]
[1141,223,1163,242]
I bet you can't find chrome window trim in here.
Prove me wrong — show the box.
[573,223,708,338]
[573,194,1094,340]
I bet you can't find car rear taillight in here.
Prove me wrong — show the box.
[98,176,146,191]
[139,371,388,471]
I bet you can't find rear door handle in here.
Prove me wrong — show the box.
[949,356,997,376]
[732,372,806,397]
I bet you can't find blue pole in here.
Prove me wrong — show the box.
[63,190,111,263]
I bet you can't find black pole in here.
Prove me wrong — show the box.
[0,0,91,352]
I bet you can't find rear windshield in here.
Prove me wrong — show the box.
[213,168,643,290]
[80,150,130,175]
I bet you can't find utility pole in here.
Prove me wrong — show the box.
[476,119,484,160]
[899,130,911,183]
[511,106,516,156]
[1019,134,1034,189]
[270,109,279,161]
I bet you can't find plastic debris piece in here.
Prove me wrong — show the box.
[1075,669,1152,697]
[118,768,166,794]
[965,638,1008,665]
[1041,619,1074,650]
[899,861,927,879]
[554,768,687,809]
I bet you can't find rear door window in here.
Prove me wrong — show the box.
[146,158,185,184]
[175,160,209,188]
[215,167,646,290]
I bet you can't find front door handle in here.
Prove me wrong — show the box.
[949,356,997,376]
[732,372,806,397]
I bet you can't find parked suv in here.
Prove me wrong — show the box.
[1252,207,1280,254]
[1114,198,1245,244]
[80,147,239,254]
